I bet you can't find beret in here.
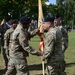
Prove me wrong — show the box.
[42,17,54,23]
[20,16,31,24]
[11,19,18,25]
[54,14,61,19]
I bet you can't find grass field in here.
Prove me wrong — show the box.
[0,32,75,75]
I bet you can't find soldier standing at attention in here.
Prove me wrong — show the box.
[4,19,18,75]
[54,14,68,52]
[0,17,12,69]
[1,18,12,45]
[5,16,42,75]
[54,14,68,75]
[42,17,66,75]
[4,19,18,57]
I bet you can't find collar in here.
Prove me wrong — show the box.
[17,23,27,32]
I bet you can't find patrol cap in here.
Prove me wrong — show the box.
[54,14,61,19]
[20,16,31,24]
[11,19,18,25]
[42,17,54,23]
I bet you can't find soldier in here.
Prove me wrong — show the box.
[54,14,68,52]
[42,17,66,75]
[28,19,35,32]
[4,19,18,75]
[5,16,42,75]
[4,19,18,57]
[54,14,68,74]
[0,17,12,69]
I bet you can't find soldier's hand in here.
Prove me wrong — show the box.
[6,55,10,60]
[39,25,44,33]
[42,56,45,61]
[38,32,45,40]
[5,49,10,59]
[5,49,9,55]
[37,51,43,56]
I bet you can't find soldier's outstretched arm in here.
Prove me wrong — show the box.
[28,28,39,39]
[18,33,43,56]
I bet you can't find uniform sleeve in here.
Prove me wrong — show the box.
[4,31,10,55]
[18,32,39,55]
[43,33,55,59]
[4,31,10,49]
[28,28,39,39]
[62,28,68,49]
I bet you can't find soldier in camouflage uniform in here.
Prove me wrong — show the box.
[53,14,68,75]
[4,19,18,75]
[28,19,35,32]
[54,14,68,52]
[42,17,66,75]
[4,19,18,57]
[1,18,12,46]
[5,16,42,75]
[0,17,12,69]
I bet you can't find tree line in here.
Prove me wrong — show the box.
[0,0,75,28]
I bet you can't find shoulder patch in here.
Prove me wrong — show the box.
[21,37,26,41]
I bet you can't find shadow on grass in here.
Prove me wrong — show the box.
[29,63,46,71]
[0,63,75,75]
[35,74,46,75]
[29,63,47,75]
[0,69,6,75]
[66,62,75,67]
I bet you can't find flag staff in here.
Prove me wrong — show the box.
[38,0,45,75]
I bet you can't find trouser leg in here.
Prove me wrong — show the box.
[2,47,8,69]
[5,58,16,75]
[16,58,29,75]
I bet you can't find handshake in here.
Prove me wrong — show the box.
[37,51,45,61]
[37,51,43,56]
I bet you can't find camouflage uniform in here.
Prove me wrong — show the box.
[5,24,40,75]
[43,27,66,75]
[1,23,11,46]
[59,25,68,52]
[0,23,11,69]
[4,28,14,57]
[4,28,16,75]
[28,23,35,32]
[54,14,68,52]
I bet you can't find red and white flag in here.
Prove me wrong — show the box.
[38,0,44,52]
[39,39,44,52]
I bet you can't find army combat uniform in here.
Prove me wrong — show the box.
[54,14,68,52]
[1,23,11,69]
[4,28,14,57]
[4,28,17,75]
[59,25,68,52]
[42,27,66,75]
[5,24,41,75]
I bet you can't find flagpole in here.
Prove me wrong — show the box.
[38,0,45,75]
[38,0,43,28]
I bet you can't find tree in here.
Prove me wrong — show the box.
[64,0,75,27]
[56,0,75,27]
[0,0,47,20]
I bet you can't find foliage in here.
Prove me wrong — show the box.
[56,0,75,26]
[0,0,75,26]
[0,0,47,20]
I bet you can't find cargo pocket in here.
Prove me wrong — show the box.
[16,59,28,72]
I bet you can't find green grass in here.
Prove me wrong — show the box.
[65,32,75,75]
[0,32,75,75]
